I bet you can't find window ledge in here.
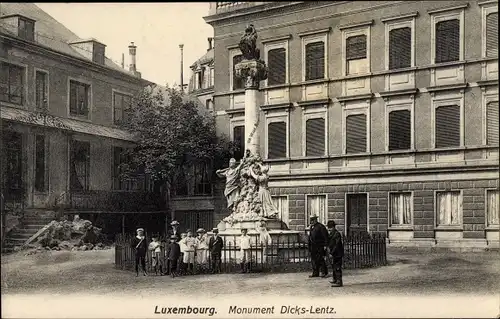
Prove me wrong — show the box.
[427,3,469,14]
[426,83,468,93]
[298,155,329,161]
[261,34,292,44]
[300,79,328,86]
[388,226,414,231]
[297,98,330,108]
[68,115,91,123]
[430,60,466,68]
[342,152,371,158]
[385,149,416,156]
[1,102,26,109]
[379,88,419,99]
[262,83,291,90]
[340,72,373,81]
[485,226,500,231]
[260,102,293,112]
[382,66,418,75]
[381,12,419,23]
[338,19,374,30]
[265,157,291,163]
[337,93,374,103]
[225,108,245,116]
[230,89,245,94]
[435,226,463,231]
[477,80,498,88]
[298,27,331,37]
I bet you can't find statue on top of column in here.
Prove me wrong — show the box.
[239,24,260,61]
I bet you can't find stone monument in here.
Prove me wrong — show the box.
[213,25,301,257]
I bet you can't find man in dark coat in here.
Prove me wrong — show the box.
[327,220,345,287]
[166,235,181,278]
[208,228,224,273]
[308,216,329,278]
[164,220,181,275]
[131,228,148,277]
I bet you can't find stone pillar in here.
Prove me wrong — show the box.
[235,59,267,156]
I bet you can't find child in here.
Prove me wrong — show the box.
[148,235,163,276]
[195,228,209,273]
[178,233,187,275]
[166,235,181,278]
[131,228,148,277]
[240,228,252,273]
[181,230,197,275]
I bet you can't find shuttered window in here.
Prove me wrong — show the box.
[486,12,498,57]
[346,114,367,154]
[232,55,244,90]
[70,80,90,117]
[389,27,411,69]
[346,35,367,60]
[233,125,245,160]
[268,121,287,159]
[435,19,460,63]
[305,42,325,81]
[268,48,286,85]
[435,105,460,148]
[306,118,325,157]
[389,110,411,151]
[487,101,499,145]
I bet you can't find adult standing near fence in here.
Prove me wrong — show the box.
[308,216,329,278]
[327,220,344,287]
[209,228,224,273]
[240,228,252,273]
[131,228,148,277]
[196,228,209,271]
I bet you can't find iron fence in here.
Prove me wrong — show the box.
[114,232,387,274]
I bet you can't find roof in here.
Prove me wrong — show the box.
[1,106,137,142]
[0,3,137,78]
[190,48,214,69]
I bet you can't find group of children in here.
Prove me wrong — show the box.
[136,227,224,278]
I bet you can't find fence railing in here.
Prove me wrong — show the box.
[114,232,387,274]
[68,191,166,212]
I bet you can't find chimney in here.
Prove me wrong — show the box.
[121,53,124,69]
[207,37,213,51]
[128,42,137,73]
[179,44,184,93]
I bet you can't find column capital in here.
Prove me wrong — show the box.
[235,59,268,90]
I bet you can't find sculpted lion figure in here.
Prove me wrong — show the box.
[239,24,260,60]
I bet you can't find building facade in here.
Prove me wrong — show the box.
[1,3,164,236]
[205,1,499,248]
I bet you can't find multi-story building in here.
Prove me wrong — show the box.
[0,3,165,240]
[205,1,499,248]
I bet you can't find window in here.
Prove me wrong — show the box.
[113,92,132,124]
[306,194,327,225]
[346,35,367,75]
[267,48,286,85]
[69,140,90,191]
[197,69,205,89]
[272,196,289,227]
[232,55,244,90]
[346,114,367,154]
[194,162,211,196]
[34,135,46,192]
[436,191,462,226]
[233,125,245,160]
[205,99,213,110]
[435,19,460,63]
[305,41,325,80]
[210,67,215,87]
[486,101,499,145]
[389,110,411,151]
[486,190,499,227]
[2,131,23,197]
[268,121,286,159]
[435,105,460,148]
[305,118,325,157]
[92,44,105,65]
[69,80,90,117]
[35,71,48,110]
[18,17,34,41]
[389,192,412,226]
[389,27,411,69]
[486,12,498,57]
[0,62,24,105]
[346,193,368,235]
[112,146,127,191]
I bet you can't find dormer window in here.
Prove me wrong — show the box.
[18,17,35,41]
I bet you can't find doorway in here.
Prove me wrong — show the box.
[345,193,368,236]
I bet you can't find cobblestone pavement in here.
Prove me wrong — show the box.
[1,248,499,297]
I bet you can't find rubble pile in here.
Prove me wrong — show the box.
[33,216,111,252]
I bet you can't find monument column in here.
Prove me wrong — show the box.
[235,55,267,156]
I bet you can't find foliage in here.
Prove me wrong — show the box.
[119,85,234,187]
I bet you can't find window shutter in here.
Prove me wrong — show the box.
[435,19,460,63]
[346,35,367,60]
[268,121,287,159]
[233,55,244,90]
[233,125,245,160]
[268,48,286,85]
[306,118,325,156]
[305,42,325,81]
[435,105,460,148]
[389,27,411,69]
[389,110,411,151]
[486,13,498,57]
[70,82,78,114]
[487,101,499,145]
[346,114,367,154]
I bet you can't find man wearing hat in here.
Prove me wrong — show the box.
[166,235,181,278]
[327,220,344,287]
[308,216,329,278]
[130,228,148,277]
[196,228,209,271]
[170,220,181,242]
[209,228,224,273]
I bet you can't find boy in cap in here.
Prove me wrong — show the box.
[131,228,148,277]
[148,235,163,276]
[196,228,209,272]
[239,228,252,273]
[327,220,344,287]
[180,230,197,274]
[308,216,329,278]
[166,235,181,278]
[178,232,188,275]
[209,228,224,273]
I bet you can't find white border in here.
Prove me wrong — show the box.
[228,48,242,91]
[430,8,465,64]
[301,33,328,82]
[341,25,371,76]
[434,190,463,228]
[67,77,93,121]
[387,191,414,228]
[302,106,328,157]
[480,2,498,58]
[111,89,134,125]
[33,68,50,111]
[265,110,289,159]
[384,96,415,151]
[0,57,29,108]
[482,86,499,145]
[430,91,465,149]
[264,40,289,87]
[342,100,371,154]
[384,17,416,70]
